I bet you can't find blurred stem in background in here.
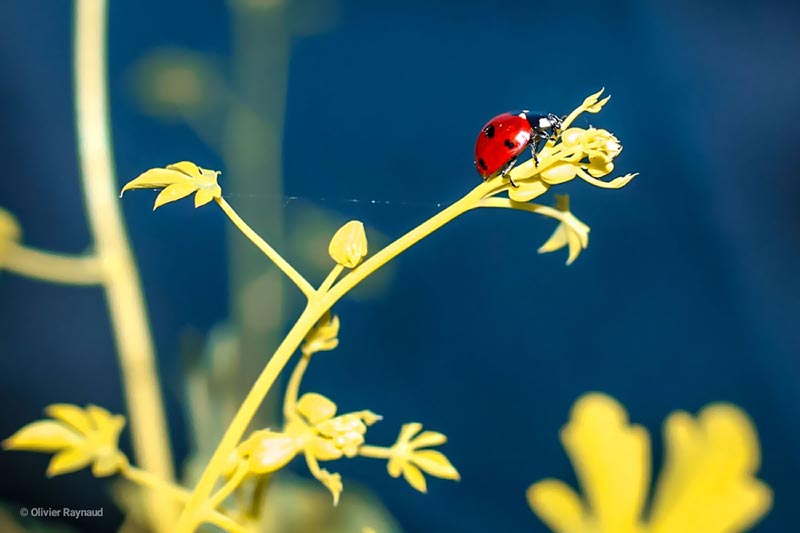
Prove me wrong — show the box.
[73,0,175,530]
[225,0,291,445]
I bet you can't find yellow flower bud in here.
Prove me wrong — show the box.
[328,220,368,268]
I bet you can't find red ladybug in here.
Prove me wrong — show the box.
[474,111,563,186]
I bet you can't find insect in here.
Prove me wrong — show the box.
[474,111,563,187]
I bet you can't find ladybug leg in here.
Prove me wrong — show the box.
[499,157,519,187]
[531,136,547,166]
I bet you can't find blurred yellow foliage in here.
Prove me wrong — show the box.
[527,393,772,533]
[3,404,126,478]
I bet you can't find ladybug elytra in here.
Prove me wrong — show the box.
[474,111,563,186]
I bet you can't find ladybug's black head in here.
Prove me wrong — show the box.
[525,112,563,137]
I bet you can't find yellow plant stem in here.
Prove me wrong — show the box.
[176,181,501,531]
[175,303,325,532]
[209,461,249,510]
[2,243,102,285]
[479,198,578,226]
[318,263,344,295]
[321,181,498,308]
[121,464,191,503]
[120,465,245,533]
[283,352,311,419]
[73,1,175,529]
[215,197,315,298]
[358,445,392,460]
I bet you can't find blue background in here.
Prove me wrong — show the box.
[1,0,799,531]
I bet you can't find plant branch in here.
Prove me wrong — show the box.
[283,353,311,419]
[318,263,344,295]
[176,180,504,531]
[215,197,315,298]
[120,465,245,532]
[73,1,175,529]
[323,180,499,307]
[358,445,392,460]
[2,243,102,285]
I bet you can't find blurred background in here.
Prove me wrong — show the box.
[1,0,799,531]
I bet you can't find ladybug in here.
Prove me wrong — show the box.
[474,111,563,186]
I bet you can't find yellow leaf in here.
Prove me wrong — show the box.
[582,87,605,109]
[540,224,584,266]
[539,224,570,255]
[537,196,590,265]
[577,170,638,189]
[412,450,460,480]
[85,404,113,428]
[527,479,586,533]
[3,420,82,452]
[296,393,337,425]
[302,312,341,356]
[45,404,94,435]
[588,161,615,178]
[47,447,93,477]
[541,163,578,185]
[0,208,21,243]
[559,128,585,147]
[120,168,190,195]
[122,163,222,210]
[329,220,368,268]
[91,451,125,477]
[248,432,299,474]
[581,88,610,113]
[529,394,771,533]
[409,430,447,449]
[166,161,202,179]
[153,181,199,210]
[387,455,403,478]
[586,95,611,113]
[320,470,343,506]
[649,404,772,533]
[402,463,427,493]
[560,393,650,533]
[310,436,344,461]
[194,188,215,207]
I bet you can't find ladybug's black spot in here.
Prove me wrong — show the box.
[504,139,515,149]
[484,125,495,138]
[478,158,488,170]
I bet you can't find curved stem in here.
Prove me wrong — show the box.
[2,243,101,285]
[215,197,315,298]
[175,303,324,532]
[283,353,311,419]
[208,461,249,511]
[120,465,245,532]
[120,464,190,503]
[176,180,502,531]
[73,1,175,529]
[479,198,575,224]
